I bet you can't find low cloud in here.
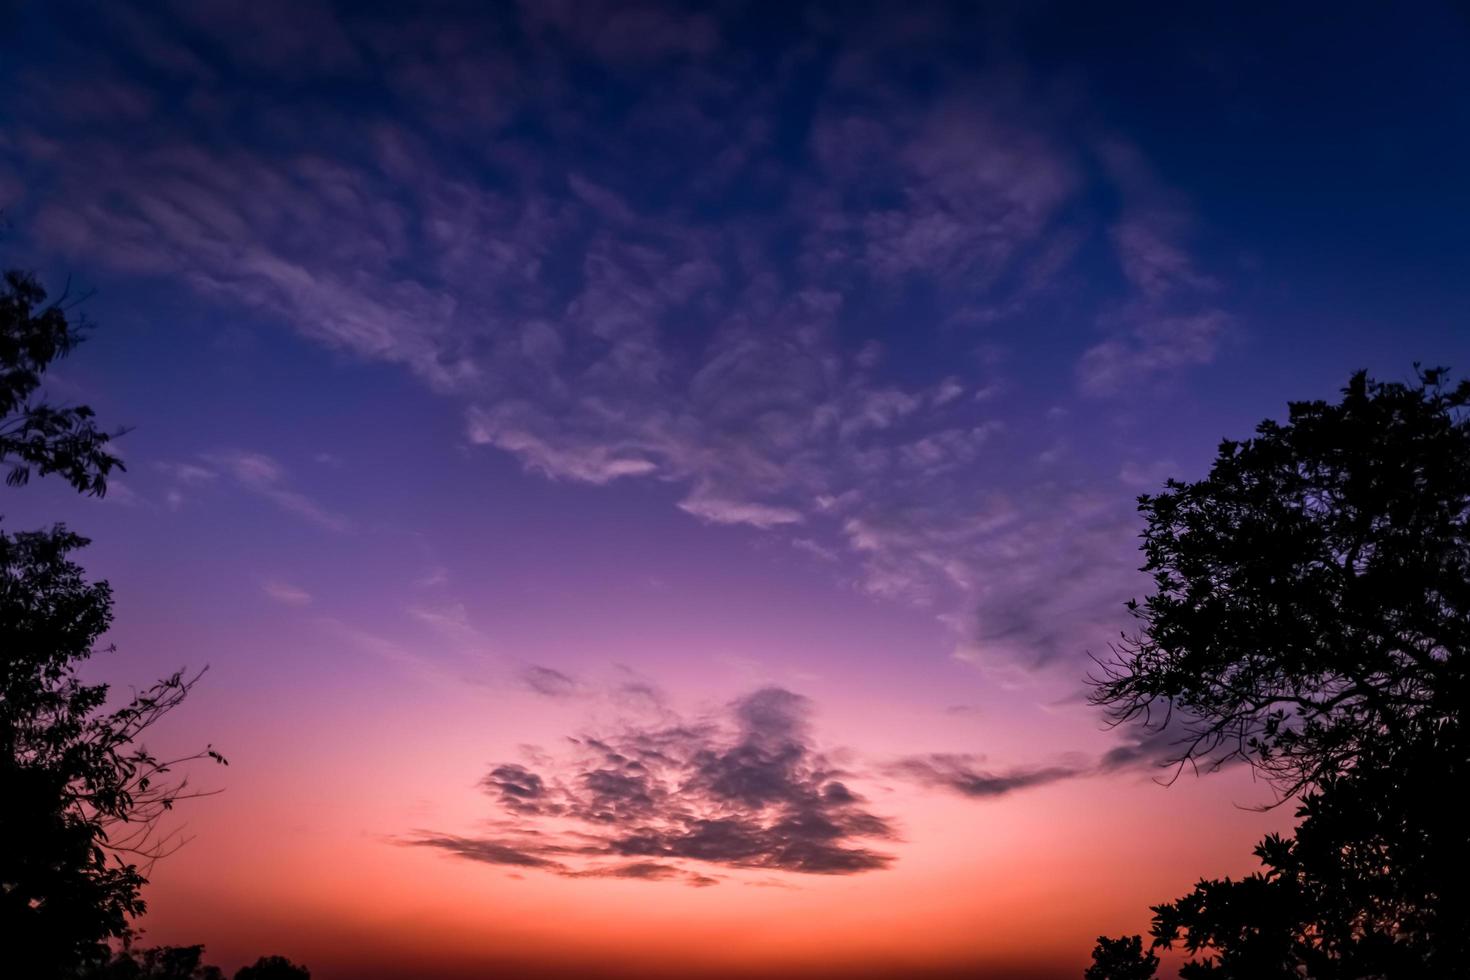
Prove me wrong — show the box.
[521,665,581,698]
[410,687,895,884]
[887,711,1250,802]
[886,754,1081,798]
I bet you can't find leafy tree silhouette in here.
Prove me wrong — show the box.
[1,270,121,495]
[1085,934,1159,979]
[0,268,224,978]
[234,955,310,980]
[1087,368,1470,978]
[1149,721,1467,978]
[1092,367,1470,796]
[79,943,225,980]
[77,946,311,980]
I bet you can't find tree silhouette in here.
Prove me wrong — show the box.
[1092,367,1470,796]
[1088,368,1470,978]
[1085,934,1159,979]
[1,270,122,495]
[0,268,223,977]
[77,946,311,980]
[234,955,310,980]
[79,944,225,980]
[1148,721,1467,978]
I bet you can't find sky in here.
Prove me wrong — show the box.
[2,2,1469,977]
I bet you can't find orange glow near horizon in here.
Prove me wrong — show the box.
[120,670,1290,979]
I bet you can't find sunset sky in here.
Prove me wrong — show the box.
[3,2,1469,977]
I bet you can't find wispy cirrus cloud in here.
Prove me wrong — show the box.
[1077,310,1231,397]
[152,452,351,531]
[7,2,1235,675]
[204,450,352,532]
[261,579,312,606]
[1078,137,1232,398]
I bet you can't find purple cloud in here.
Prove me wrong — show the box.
[411,688,895,882]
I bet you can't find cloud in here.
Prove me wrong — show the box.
[411,688,895,883]
[677,489,804,529]
[885,708,1251,803]
[262,579,312,606]
[481,763,551,814]
[1077,311,1231,397]
[886,754,1081,799]
[205,451,352,532]
[408,602,489,647]
[99,479,142,506]
[9,4,1228,675]
[571,862,719,887]
[155,461,217,486]
[1077,136,1233,398]
[466,404,660,485]
[406,834,562,870]
[520,665,580,698]
[1092,707,1254,781]
[404,834,719,887]
[1095,137,1217,300]
[1118,458,1178,490]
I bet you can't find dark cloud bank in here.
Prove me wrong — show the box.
[410,685,1188,886]
[410,688,895,886]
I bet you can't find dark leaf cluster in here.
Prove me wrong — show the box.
[79,946,309,980]
[1093,367,1470,794]
[1,270,122,496]
[1088,368,1470,979]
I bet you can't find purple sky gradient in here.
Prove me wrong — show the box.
[2,2,1468,976]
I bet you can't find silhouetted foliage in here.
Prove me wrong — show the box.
[1,269,122,495]
[1092,367,1470,795]
[0,268,223,978]
[76,946,310,980]
[1148,722,1468,979]
[233,955,310,980]
[1088,368,1470,979]
[1086,934,1158,979]
[79,944,225,980]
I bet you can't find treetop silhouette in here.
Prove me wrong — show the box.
[1,269,122,495]
[1088,367,1469,978]
[1092,367,1470,796]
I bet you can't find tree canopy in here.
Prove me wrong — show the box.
[234,956,311,980]
[1085,934,1160,980]
[78,947,310,980]
[79,944,225,980]
[1092,720,1467,979]
[1087,368,1470,978]
[1092,367,1470,794]
[1,269,122,495]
